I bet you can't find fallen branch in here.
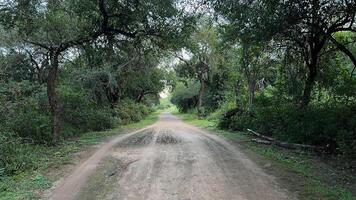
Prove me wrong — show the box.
[251,139,272,145]
[247,129,325,152]
[247,129,274,141]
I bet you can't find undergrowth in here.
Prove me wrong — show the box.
[174,110,356,200]
[0,111,160,200]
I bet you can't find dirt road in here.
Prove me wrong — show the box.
[45,113,294,200]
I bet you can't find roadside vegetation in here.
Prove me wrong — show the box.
[170,20,356,157]
[169,2,356,156]
[0,0,191,198]
[0,111,160,200]
[173,108,356,200]
[0,0,355,199]
[168,1,356,199]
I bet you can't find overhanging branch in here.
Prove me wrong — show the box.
[56,0,138,52]
[24,40,50,50]
[329,36,356,78]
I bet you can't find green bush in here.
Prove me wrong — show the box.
[59,85,115,135]
[220,103,356,156]
[0,82,51,143]
[0,132,39,176]
[114,99,151,124]
[208,99,236,122]
[5,99,52,143]
[62,108,115,133]
[170,82,199,112]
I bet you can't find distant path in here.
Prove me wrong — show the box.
[45,112,294,200]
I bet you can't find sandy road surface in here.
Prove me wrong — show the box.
[45,113,294,200]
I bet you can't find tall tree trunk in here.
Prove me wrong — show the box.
[301,49,319,107]
[301,65,317,107]
[47,50,61,143]
[137,90,145,103]
[197,78,205,111]
[247,81,255,113]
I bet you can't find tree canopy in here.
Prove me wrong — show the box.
[1,1,356,193]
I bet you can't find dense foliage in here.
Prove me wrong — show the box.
[171,2,356,157]
[0,0,355,192]
[0,0,195,178]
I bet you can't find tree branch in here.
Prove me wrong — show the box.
[332,27,356,33]
[24,40,50,50]
[329,36,356,77]
[25,49,40,70]
[176,54,191,66]
[58,0,137,52]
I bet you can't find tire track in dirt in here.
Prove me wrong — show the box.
[45,113,296,200]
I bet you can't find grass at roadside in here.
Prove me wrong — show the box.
[0,111,160,200]
[173,111,356,200]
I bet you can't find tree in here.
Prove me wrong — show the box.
[171,81,199,112]
[1,0,194,142]
[175,24,220,112]
[213,0,356,106]
[239,41,272,112]
[0,50,35,82]
[25,49,49,84]
[73,41,168,107]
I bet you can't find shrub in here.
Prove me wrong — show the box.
[114,99,152,124]
[59,85,115,135]
[0,132,37,176]
[5,98,52,143]
[170,82,199,112]
[0,82,51,143]
[62,108,115,134]
[220,103,356,156]
[209,99,237,123]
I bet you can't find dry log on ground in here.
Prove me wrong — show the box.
[247,129,274,141]
[247,129,325,152]
[251,139,272,145]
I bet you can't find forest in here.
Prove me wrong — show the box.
[171,1,356,156]
[0,0,355,199]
